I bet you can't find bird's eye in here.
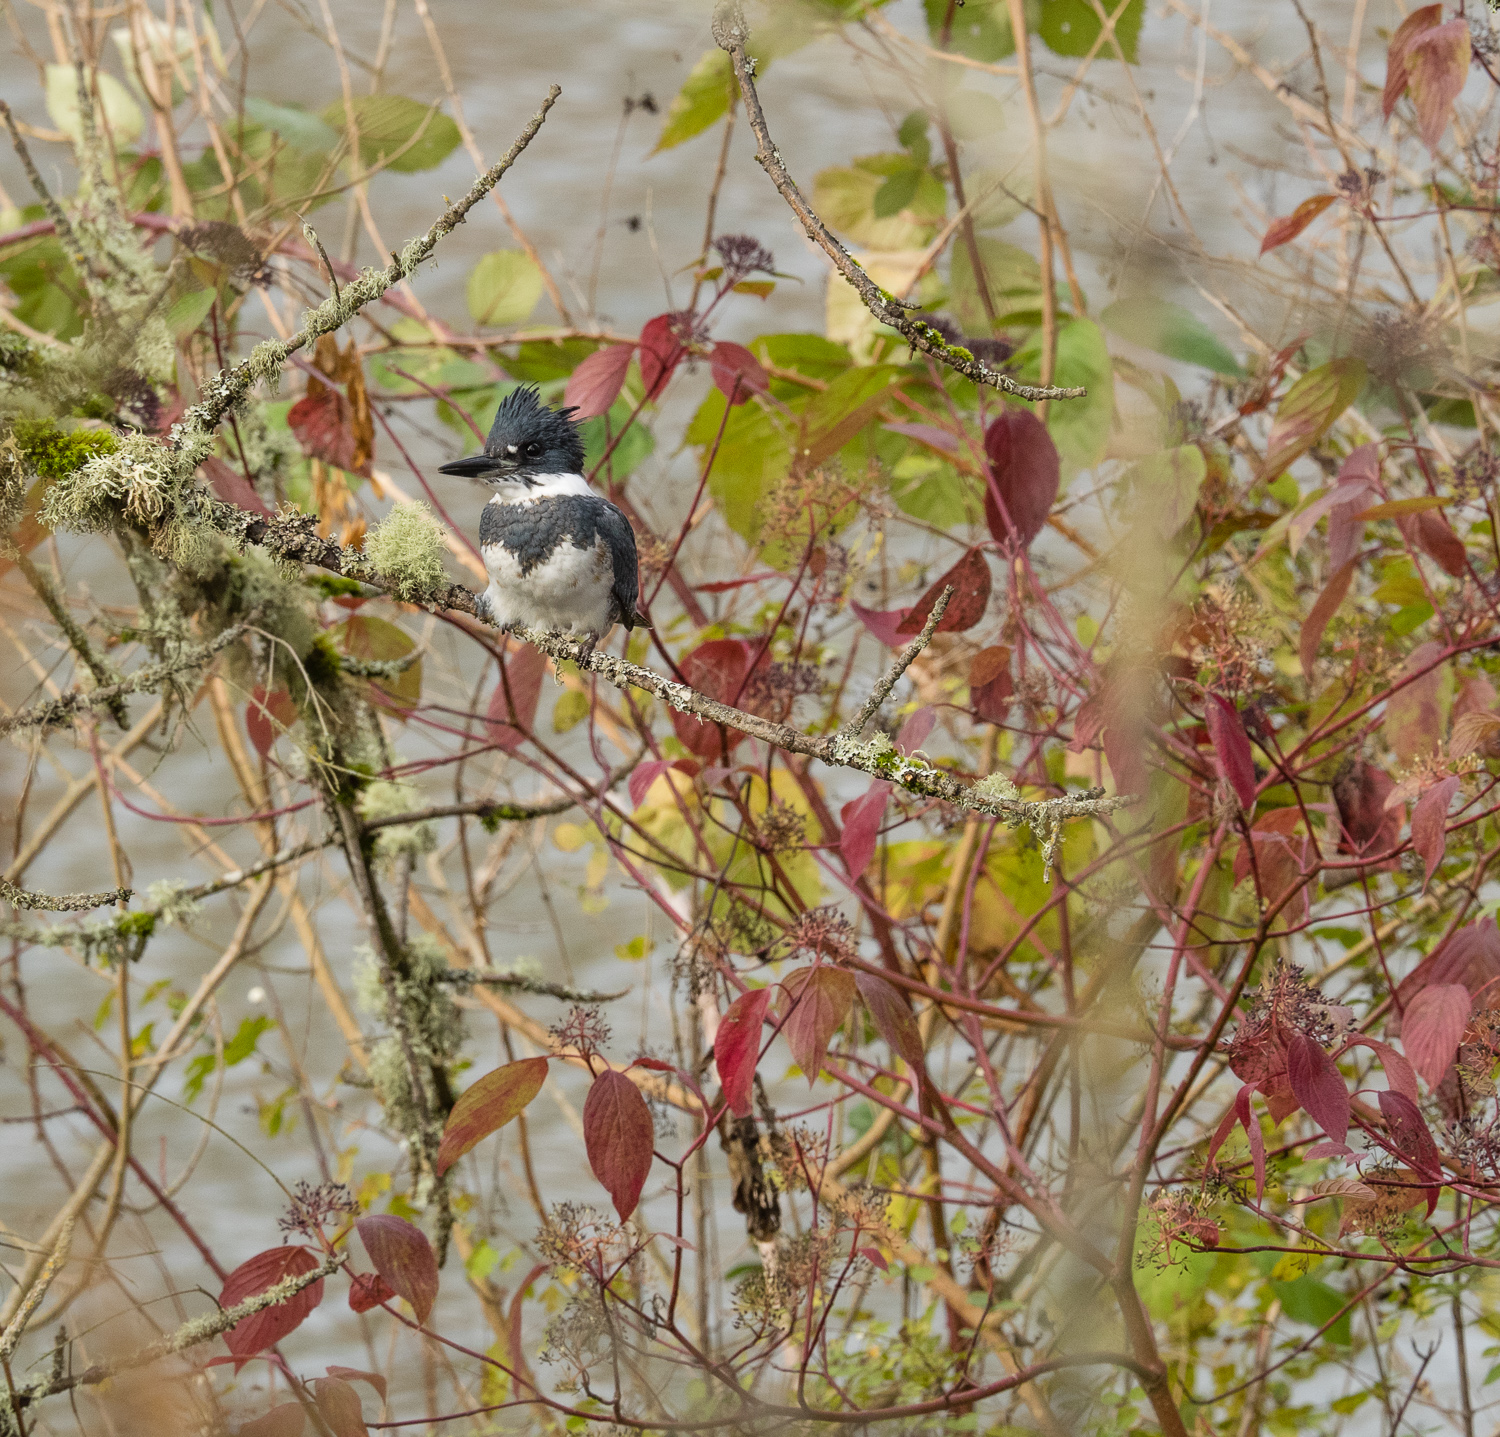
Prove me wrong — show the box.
[521,441,540,459]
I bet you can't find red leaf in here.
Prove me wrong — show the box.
[709,341,770,404]
[779,966,856,1084]
[632,1055,675,1073]
[1401,509,1467,578]
[356,1215,438,1325]
[1349,1036,1421,1104]
[1235,1085,1267,1200]
[1407,21,1471,153]
[436,1056,547,1176]
[840,780,891,879]
[883,421,961,456]
[220,1247,325,1361]
[895,549,991,634]
[1333,759,1400,858]
[1204,695,1257,812]
[670,639,764,758]
[1412,775,1459,890]
[860,1246,889,1272]
[1258,194,1337,256]
[1328,446,1380,568]
[970,645,1014,725]
[484,645,547,752]
[246,686,297,759]
[639,313,686,399]
[715,987,771,1117]
[1385,642,1448,766]
[564,345,634,419]
[1384,5,1444,117]
[1402,982,1472,1089]
[347,1272,396,1313]
[896,706,936,753]
[1377,1089,1443,1178]
[1299,561,1355,678]
[583,1069,656,1221]
[855,971,923,1072]
[327,1368,387,1403]
[203,456,274,518]
[313,1376,368,1437]
[1286,1033,1349,1145]
[629,760,674,809]
[983,408,1060,550]
[239,1404,306,1437]
[288,388,369,476]
[849,601,913,648]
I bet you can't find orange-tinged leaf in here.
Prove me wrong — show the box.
[1261,358,1366,481]
[1355,495,1448,520]
[1411,773,1459,890]
[1259,194,1337,256]
[239,1404,306,1437]
[436,1056,547,1175]
[1384,5,1443,118]
[1299,560,1355,678]
[313,1376,368,1437]
[1451,710,1500,760]
[779,965,856,1084]
[583,1069,656,1221]
[355,1214,438,1324]
[1407,21,1470,153]
[347,1271,395,1313]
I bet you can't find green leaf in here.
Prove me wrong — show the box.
[166,286,217,337]
[873,165,921,219]
[1100,295,1242,375]
[889,455,978,527]
[693,389,790,542]
[949,237,1042,332]
[1038,0,1146,61]
[322,94,460,174]
[1013,318,1115,475]
[553,688,590,734]
[751,333,854,387]
[942,88,1007,142]
[813,158,941,250]
[334,615,422,712]
[925,0,1020,61]
[243,96,340,154]
[1125,444,1208,537]
[582,394,654,481]
[897,110,931,165]
[1271,1275,1352,1345]
[466,251,544,327]
[45,64,143,146]
[1261,358,1366,480]
[655,49,737,151]
[0,236,85,342]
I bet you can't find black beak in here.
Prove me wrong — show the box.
[437,453,500,479]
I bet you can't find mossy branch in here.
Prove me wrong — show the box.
[0,877,132,913]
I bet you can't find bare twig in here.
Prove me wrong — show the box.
[709,2,1083,403]
[843,586,952,738]
[0,878,132,913]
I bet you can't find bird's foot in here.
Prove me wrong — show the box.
[473,589,495,625]
[576,631,601,665]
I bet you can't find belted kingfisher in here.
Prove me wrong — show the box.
[438,386,643,655]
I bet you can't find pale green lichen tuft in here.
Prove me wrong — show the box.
[364,501,449,602]
[145,879,202,928]
[971,773,1022,805]
[358,779,437,864]
[40,430,211,533]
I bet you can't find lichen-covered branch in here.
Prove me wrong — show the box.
[0,877,132,913]
[12,1250,343,1408]
[0,619,258,737]
[709,1,1084,404]
[174,85,560,447]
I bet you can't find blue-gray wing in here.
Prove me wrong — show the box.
[596,500,641,628]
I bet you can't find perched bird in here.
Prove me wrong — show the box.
[438,386,643,656]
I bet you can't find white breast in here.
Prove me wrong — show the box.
[481,535,616,636]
